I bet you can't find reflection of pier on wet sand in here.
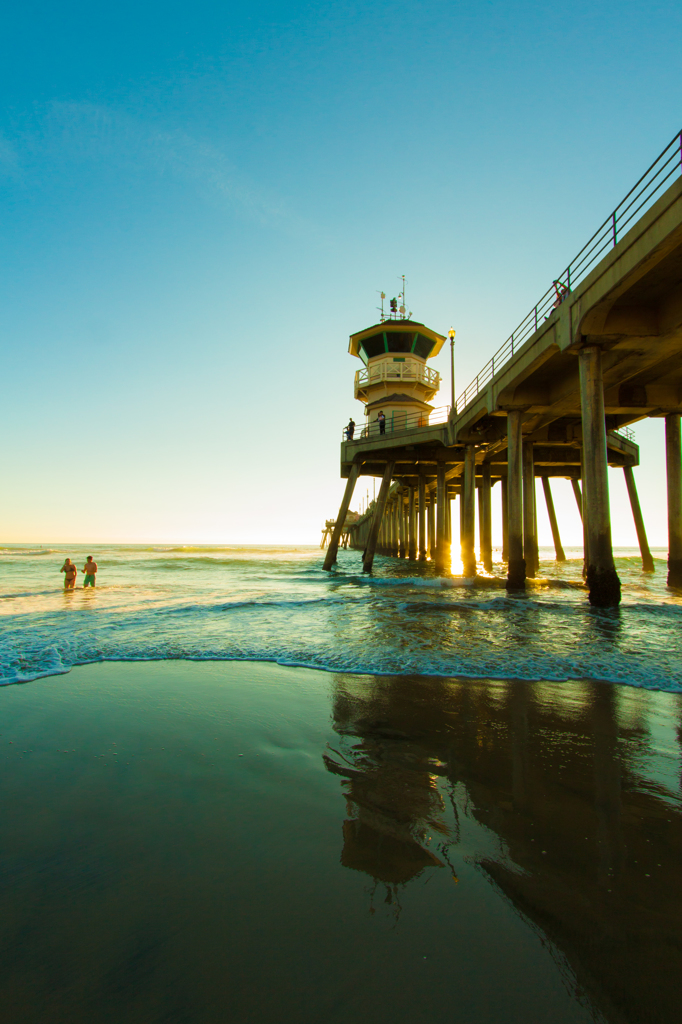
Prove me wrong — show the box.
[324,673,682,1023]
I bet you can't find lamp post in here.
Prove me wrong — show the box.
[448,328,456,413]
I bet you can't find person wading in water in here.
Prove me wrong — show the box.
[82,555,98,587]
[60,558,77,589]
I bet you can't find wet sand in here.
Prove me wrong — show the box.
[1,661,680,1024]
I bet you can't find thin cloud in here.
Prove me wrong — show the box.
[12,101,321,240]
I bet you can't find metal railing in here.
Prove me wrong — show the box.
[354,362,440,397]
[455,129,682,415]
[611,425,636,443]
[342,405,450,442]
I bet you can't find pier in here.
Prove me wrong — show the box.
[324,131,682,606]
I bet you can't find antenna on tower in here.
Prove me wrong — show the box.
[398,275,408,319]
[376,291,386,321]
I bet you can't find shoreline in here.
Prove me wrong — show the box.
[3,652,682,693]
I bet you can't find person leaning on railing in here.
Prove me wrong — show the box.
[552,280,570,307]
[377,410,386,435]
[345,418,355,440]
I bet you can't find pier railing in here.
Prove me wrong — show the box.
[611,425,636,443]
[455,129,682,414]
[342,405,450,442]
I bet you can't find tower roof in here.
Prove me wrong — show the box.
[349,320,445,362]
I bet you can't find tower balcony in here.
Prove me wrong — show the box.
[354,362,440,402]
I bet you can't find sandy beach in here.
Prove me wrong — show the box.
[1,660,680,1024]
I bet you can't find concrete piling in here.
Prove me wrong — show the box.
[572,477,583,519]
[665,413,682,587]
[541,476,566,562]
[363,463,395,572]
[479,464,493,572]
[462,446,477,576]
[323,463,360,571]
[418,475,427,560]
[579,346,620,607]
[522,442,538,578]
[408,487,417,560]
[506,411,526,589]
[501,477,509,563]
[436,462,450,571]
[623,466,654,573]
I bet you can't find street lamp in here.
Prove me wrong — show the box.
[448,328,456,412]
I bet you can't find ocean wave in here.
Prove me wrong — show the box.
[2,645,681,691]
[159,596,351,616]
[0,548,61,556]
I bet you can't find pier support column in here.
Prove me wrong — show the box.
[541,476,566,562]
[395,498,401,557]
[323,463,360,571]
[572,477,583,519]
[522,442,538,578]
[479,463,493,572]
[462,446,477,576]
[428,494,436,559]
[573,472,588,575]
[666,414,682,587]
[387,501,394,555]
[501,477,509,562]
[408,486,417,560]
[397,495,402,557]
[623,466,654,573]
[398,493,406,558]
[435,462,450,571]
[393,500,400,556]
[579,346,620,607]
[363,463,395,573]
[506,411,526,590]
[418,475,427,560]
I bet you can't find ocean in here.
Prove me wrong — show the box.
[1,543,681,689]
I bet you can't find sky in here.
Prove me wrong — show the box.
[0,0,680,546]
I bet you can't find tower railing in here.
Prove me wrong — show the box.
[354,363,440,398]
[454,129,682,415]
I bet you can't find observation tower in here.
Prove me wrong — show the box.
[349,283,445,437]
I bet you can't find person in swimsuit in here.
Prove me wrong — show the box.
[82,556,98,587]
[60,558,77,589]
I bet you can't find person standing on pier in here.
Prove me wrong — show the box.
[377,410,386,435]
[346,418,355,440]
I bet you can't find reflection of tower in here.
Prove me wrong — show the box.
[323,678,450,893]
[349,304,445,435]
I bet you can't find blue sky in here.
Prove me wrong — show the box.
[1,0,680,545]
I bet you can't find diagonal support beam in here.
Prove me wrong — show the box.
[363,463,395,572]
[623,466,654,573]
[323,463,360,571]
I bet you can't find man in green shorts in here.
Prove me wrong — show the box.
[82,555,98,587]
